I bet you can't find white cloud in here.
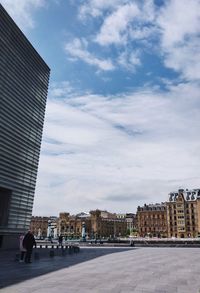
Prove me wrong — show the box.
[1,0,46,29]
[49,81,73,98]
[95,3,140,46]
[129,26,158,41]
[34,81,200,215]
[78,0,128,19]
[157,0,200,81]
[118,50,141,71]
[64,38,115,71]
[77,0,200,81]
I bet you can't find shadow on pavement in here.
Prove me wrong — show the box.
[0,247,136,289]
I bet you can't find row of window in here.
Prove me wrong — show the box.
[0,17,49,83]
[169,203,194,209]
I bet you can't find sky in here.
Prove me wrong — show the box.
[1,0,200,216]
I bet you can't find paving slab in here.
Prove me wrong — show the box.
[0,247,200,293]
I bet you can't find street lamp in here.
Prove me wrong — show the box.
[81,222,86,242]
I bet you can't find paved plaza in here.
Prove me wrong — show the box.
[0,247,200,293]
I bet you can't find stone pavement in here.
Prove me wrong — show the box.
[1,247,200,293]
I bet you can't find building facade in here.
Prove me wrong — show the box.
[90,210,127,238]
[30,217,49,239]
[117,213,137,235]
[58,212,91,239]
[57,210,127,239]
[0,4,50,248]
[137,203,168,237]
[166,189,200,238]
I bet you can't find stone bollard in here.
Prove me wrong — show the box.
[73,246,79,253]
[69,246,73,254]
[61,248,66,256]
[15,253,20,262]
[74,246,80,253]
[49,250,54,257]
[34,252,40,260]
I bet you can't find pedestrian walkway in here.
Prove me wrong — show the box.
[1,247,200,292]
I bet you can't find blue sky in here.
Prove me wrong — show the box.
[2,0,200,215]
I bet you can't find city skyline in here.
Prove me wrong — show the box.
[2,0,200,216]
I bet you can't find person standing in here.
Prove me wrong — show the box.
[19,234,26,262]
[58,235,63,246]
[23,231,36,263]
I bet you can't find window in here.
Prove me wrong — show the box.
[0,187,11,226]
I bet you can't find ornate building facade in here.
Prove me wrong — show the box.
[57,210,127,239]
[137,203,168,237]
[58,212,91,239]
[90,210,127,238]
[30,216,58,238]
[30,216,49,238]
[166,189,200,238]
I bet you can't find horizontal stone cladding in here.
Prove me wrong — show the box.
[0,4,50,235]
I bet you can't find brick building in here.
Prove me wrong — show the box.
[30,216,49,238]
[58,212,91,239]
[57,210,127,239]
[137,203,168,238]
[90,210,127,238]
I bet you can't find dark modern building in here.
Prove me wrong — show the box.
[0,4,50,248]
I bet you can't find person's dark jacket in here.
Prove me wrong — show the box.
[23,232,36,249]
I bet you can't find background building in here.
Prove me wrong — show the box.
[137,203,167,238]
[57,210,127,239]
[30,216,49,239]
[117,213,137,235]
[58,212,91,239]
[167,189,200,238]
[0,4,50,249]
[90,210,127,239]
[125,213,137,235]
[30,216,58,239]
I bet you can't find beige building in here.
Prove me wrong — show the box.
[57,210,127,239]
[117,213,137,235]
[167,189,200,238]
[58,212,91,238]
[137,203,168,238]
[30,216,49,238]
[90,210,127,238]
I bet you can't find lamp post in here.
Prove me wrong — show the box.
[81,222,86,242]
[47,219,54,242]
[47,220,51,239]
